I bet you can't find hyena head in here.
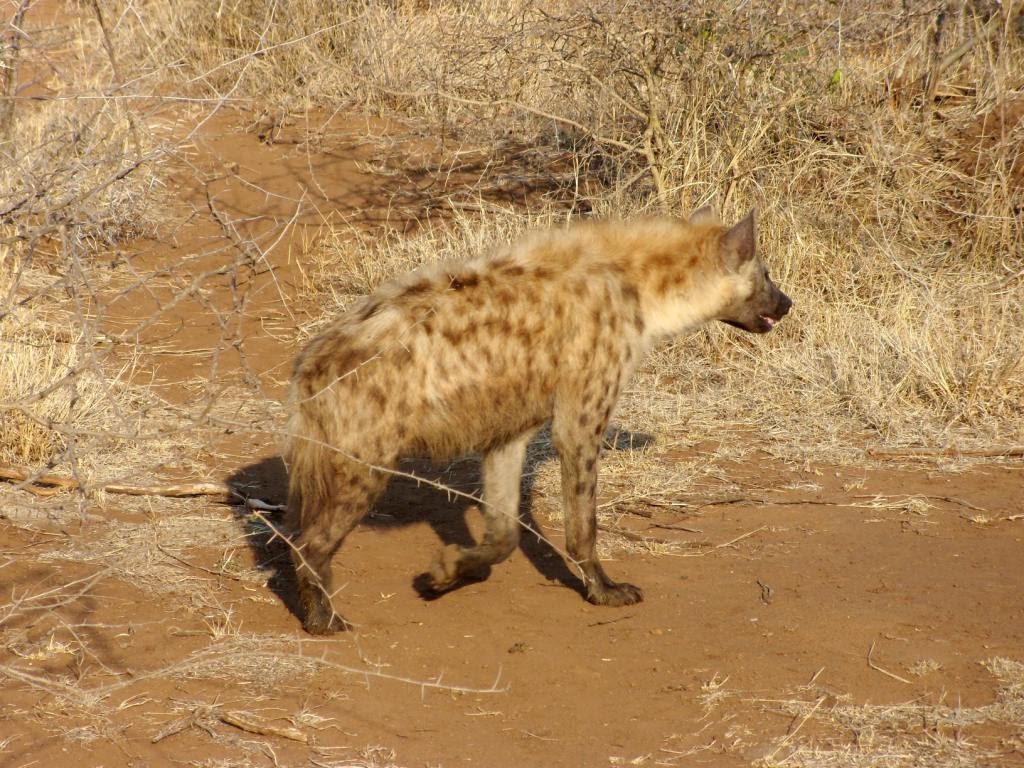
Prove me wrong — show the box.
[708,208,793,334]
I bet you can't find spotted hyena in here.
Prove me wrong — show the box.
[287,207,792,633]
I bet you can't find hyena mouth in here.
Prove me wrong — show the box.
[759,314,778,329]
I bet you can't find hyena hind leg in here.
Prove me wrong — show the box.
[426,430,535,593]
[291,472,386,634]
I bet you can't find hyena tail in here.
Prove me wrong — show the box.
[284,407,346,633]
[285,402,385,633]
[285,408,328,534]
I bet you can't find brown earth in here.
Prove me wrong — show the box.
[2,108,1024,768]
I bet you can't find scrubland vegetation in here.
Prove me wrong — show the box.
[1,3,1022,766]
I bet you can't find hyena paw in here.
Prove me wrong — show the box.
[303,607,350,635]
[425,543,465,592]
[423,544,492,593]
[588,580,644,607]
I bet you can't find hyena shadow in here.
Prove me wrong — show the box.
[227,427,654,624]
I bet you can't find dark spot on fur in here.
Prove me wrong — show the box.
[357,298,383,322]
[650,251,675,270]
[402,279,433,297]
[367,384,386,406]
[421,318,433,334]
[575,480,587,496]
[656,275,675,294]
[594,422,604,436]
[494,288,515,307]
[584,457,596,472]
[502,264,525,277]
[441,325,464,345]
[622,283,640,303]
[532,266,554,280]
[448,272,480,291]
[577,412,589,428]
[633,309,645,332]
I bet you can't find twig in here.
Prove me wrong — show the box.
[649,523,703,533]
[151,706,308,744]
[0,0,32,141]
[150,713,196,743]
[596,522,668,545]
[715,525,768,549]
[0,465,238,500]
[867,640,912,684]
[218,710,308,743]
[89,0,141,157]
[765,695,827,761]
[155,543,244,582]
[0,466,78,488]
[102,482,235,499]
[867,446,1024,459]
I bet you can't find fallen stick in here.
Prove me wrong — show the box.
[0,465,237,500]
[218,710,308,743]
[0,466,78,488]
[867,640,912,685]
[151,706,308,744]
[0,465,286,509]
[596,522,668,545]
[103,481,235,499]
[866,446,1024,459]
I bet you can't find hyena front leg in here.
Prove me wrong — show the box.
[427,429,535,592]
[290,466,387,634]
[552,410,644,607]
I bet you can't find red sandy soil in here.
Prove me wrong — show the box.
[2,109,1023,768]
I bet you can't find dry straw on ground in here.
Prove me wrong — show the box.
[2,2,1023,765]
[164,0,1023,458]
[754,657,1024,767]
[4,0,1023,488]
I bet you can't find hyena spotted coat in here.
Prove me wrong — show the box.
[287,207,792,633]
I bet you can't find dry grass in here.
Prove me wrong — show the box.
[755,658,1024,767]
[0,262,172,476]
[1,3,1022,766]
[5,1,1021,472]
[168,0,1022,458]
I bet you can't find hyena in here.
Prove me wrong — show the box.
[287,207,791,633]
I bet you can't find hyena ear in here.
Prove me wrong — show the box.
[721,208,758,266]
[689,204,718,225]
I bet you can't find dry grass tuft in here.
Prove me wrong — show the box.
[0,264,164,474]
[756,658,1024,767]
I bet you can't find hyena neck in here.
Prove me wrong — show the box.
[638,279,730,346]
[622,219,736,347]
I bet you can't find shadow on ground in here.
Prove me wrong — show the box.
[226,427,655,625]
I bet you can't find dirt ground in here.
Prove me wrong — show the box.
[3,108,1024,768]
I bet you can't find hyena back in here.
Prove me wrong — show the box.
[288,208,792,633]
